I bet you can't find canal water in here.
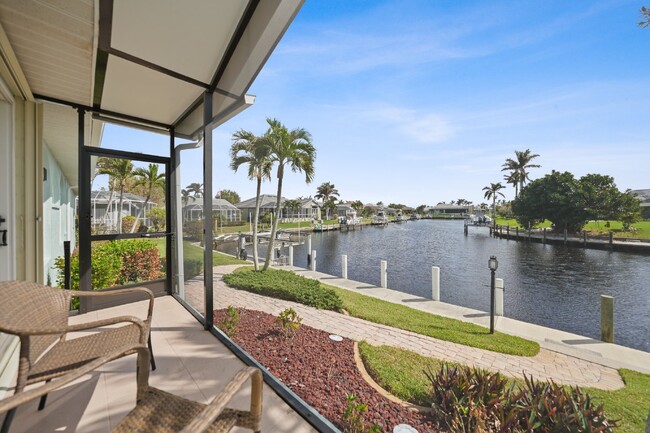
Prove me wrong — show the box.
[226,220,650,352]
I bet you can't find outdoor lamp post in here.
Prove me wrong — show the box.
[488,255,498,334]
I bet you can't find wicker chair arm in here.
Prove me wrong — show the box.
[180,367,263,433]
[66,316,148,343]
[0,346,147,414]
[71,287,154,320]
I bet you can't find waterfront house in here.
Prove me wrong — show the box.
[428,204,475,216]
[336,203,356,218]
[236,195,321,222]
[0,1,333,432]
[182,197,241,223]
[90,190,157,232]
[632,189,650,219]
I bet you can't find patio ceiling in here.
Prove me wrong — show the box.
[0,0,303,138]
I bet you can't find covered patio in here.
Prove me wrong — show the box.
[7,297,316,433]
[0,0,339,431]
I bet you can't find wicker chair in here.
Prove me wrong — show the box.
[0,354,263,433]
[0,280,156,433]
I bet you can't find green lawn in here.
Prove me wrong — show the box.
[329,283,539,356]
[223,267,539,356]
[495,218,650,238]
[155,238,248,266]
[358,342,650,433]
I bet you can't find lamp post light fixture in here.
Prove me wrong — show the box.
[488,255,498,334]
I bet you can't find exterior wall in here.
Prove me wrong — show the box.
[43,143,75,285]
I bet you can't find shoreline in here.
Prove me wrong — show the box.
[279,263,650,375]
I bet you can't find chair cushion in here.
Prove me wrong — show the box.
[111,387,242,433]
[28,323,143,383]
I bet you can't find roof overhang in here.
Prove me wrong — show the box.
[0,0,303,138]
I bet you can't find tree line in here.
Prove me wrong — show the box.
[482,150,642,233]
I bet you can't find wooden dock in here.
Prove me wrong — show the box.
[491,225,650,254]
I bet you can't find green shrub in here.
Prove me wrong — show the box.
[217,305,239,338]
[100,239,163,284]
[184,258,203,280]
[121,215,138,233]
[342,394,381,433]
[52,239,163,309]
[276,307,302,338]
[184,220,204,240]
[223,268,342,310]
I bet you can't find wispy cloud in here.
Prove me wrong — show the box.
[362,103,455,144]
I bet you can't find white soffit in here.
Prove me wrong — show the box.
[43,103,103,188]
[101,55,202,125]
[218,0,300,96]
[0,0,94,106]
[110,0,247,84]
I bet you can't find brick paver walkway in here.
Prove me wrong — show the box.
[184,265,623,390]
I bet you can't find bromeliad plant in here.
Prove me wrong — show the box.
[425,362,618,433]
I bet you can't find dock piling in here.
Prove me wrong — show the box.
[601,295,614,343]
[307,235,312,265]
[310,249,317,271]
[288,245,293,268]
[342,255,348,279]
[495,278,504,316]
[432,266,440,301]
[380,260,388,288]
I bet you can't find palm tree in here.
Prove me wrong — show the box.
[283,199,302,219]
[186,182,203,199]
[181,189,191,207]
[97,157,134,233]
[350,200,364,213]
[483,182,506,218]
[261,118,315,271]
[501,149,541,197]
[230,129,272,271]
[130,164,165,232]
[315,182,340,220]
[503,170,522,198]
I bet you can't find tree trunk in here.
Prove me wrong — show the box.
[252,177,262,271]
[492,197,496,219]
[117,185,125,233]
[131,195,150,233]
[263,166,283,271]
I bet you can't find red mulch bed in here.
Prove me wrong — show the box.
[214,308,438,432]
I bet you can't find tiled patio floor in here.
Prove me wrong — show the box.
[7,296,318,433]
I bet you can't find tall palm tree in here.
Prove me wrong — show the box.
[503,170,521,198]
[315,182,340,220]
[97,157,134,233]
[130,164,165,232]
[261,118,315,271]
[350,200,364,213]
[501,149,540,197]
[186,182,203,199]
[482,182,506,218]
[283,199,302,219]
[230,129,272,271]
[181,189,191,207]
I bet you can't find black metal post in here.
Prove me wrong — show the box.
[77,108,91,313]
[203,91,213,330]
[166,127,174,295]
[63,241,71,289]
[490,269,496,334]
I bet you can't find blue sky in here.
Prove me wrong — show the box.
[101,0,650,206]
